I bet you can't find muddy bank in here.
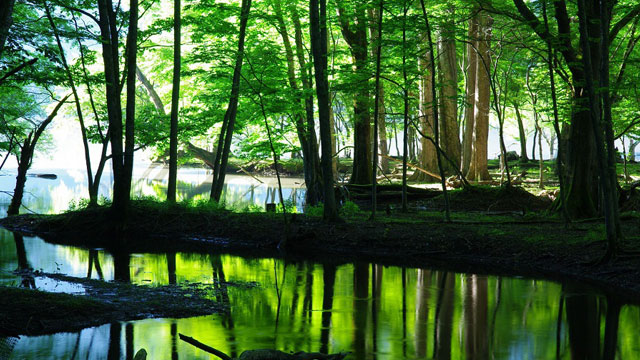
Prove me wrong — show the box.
[1,197,640,306]
[0,273,226,336]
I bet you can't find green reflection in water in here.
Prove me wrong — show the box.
[2,233,639,359]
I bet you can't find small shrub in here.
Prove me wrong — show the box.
[339,201,361,217]
[306,204,324,217]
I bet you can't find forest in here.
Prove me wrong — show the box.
[1,0,640,358]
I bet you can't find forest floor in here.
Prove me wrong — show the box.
[2,185,640,311]
[0,273,228,336]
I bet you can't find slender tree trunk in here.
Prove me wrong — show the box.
[167,0,181,203]
[45,3,96,204]
[310,0,340,222]
[8,95,68,216]
[629,139,639,162]
[462,12,478,175]
[513,103,528,163]
[210,0,252,202]
[370,0,383,219]
[466,11,492,181]
[401,2,409,212]
[123,0,137,209]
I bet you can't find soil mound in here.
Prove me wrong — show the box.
[427,186,552,212]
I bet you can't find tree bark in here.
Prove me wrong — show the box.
[97,0,126,217]
[0,0,15,59]
[437,7,460,174]
[337,4,372,185]
[411,46,438,183]
[123,0,138,212]
[310,0,340,221]
[167,0,181,203]
[513,102,528,163]
[461,12,478,175]
[466,11,492,181]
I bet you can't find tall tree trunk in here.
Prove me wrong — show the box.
[437,8,460,174]
[210,0,252,202]
[45,3,96,204]
[466,11,492,182]
[123,0,137,210]
[629,139,639,162]
[411,46,438,183]
[310,0,340,222]
[461,12,478,175]
[0,0,15,59]
[283,2,323,205]
[97,0,126,217]
[274,0,322,205]
[513,102,528,163]
[337,4,372,185]
[167,0,181,203]
[370,0,383,219]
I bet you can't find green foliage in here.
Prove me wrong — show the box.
[339,200,361,217]
[306,203,324,217]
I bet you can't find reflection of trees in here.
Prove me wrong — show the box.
[564,284,600,360]
[107,323,121,360]
[126,323,134,359]
[353,263,369,360]
[433,272,454,360]
[464,274,488,360]
[86,249,104,280]
[602,298,621,360]
[13,232,34,288]
[211,254,237,358]
[167,252,177,285]
[320,264,336,354]
[414,269,430,359]
[171,321,179,360]
[371,264,382,359]
[113,251,131,282]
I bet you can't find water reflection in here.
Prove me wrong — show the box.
[1,231,639,359]
[0,165,306,215]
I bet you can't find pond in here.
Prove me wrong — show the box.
[0,164,306,215]
[0,167,639,359]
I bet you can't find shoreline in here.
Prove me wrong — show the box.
[1,200,639,307]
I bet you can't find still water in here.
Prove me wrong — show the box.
[0,164,306,215]
[0,167,639,359]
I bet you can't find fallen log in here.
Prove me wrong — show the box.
[179,333,348,360]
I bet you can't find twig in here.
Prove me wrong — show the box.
[178,334,231,360]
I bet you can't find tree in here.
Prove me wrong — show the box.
[167,0,181,203]
[0,0,16,59]
[7,94,70,216]
[210,0,252,202]
[336,1,372,185]
[437,5,461,174]
[461,10,478,175]
[271,0,323,206]
[510,0,640,219]
[310,0,340,222]
[466,10,492,182]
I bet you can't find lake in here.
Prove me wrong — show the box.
[0,166,638,359]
